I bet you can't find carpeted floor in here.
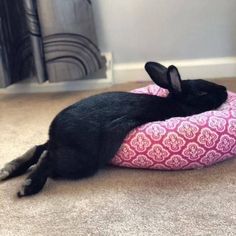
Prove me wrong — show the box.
[0,80,236,236]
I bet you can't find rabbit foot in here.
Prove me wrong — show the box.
[17,179,33,198]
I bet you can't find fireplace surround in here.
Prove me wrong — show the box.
[0,0,105,88]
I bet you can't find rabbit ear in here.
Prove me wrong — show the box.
[145,62,170,89]
[167,65,182,93]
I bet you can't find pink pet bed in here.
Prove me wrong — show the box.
[111,85,236,170]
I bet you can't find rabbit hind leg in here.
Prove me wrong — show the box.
[0,143,48,181]
[17,150,52,197]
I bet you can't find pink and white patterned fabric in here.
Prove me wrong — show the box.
[111,84,236,170]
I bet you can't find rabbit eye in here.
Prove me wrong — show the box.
[197,91,208,96]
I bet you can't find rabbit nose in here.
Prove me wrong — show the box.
[218,85,227,92]
[222,86,227,91]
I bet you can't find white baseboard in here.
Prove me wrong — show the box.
[1,56,235,94]
[113,57,236,84]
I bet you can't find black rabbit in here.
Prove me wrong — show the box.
[0,62,228,197]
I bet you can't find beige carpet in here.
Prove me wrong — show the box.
[0,80,236,236]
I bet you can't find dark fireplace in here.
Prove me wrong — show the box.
[0,0,105,88]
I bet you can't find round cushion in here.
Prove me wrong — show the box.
[111,84,236,170]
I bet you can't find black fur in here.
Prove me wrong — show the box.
[0,62,228,197]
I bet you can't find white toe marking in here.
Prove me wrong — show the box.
[18,179,32,196]
[23,179,32,186]
[19,188,25,196]
[0,170,9,180]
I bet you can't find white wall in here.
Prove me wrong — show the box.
[93,0,236,64]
